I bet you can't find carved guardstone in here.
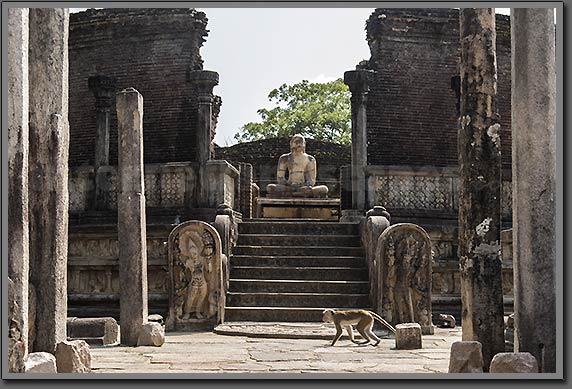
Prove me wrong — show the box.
[377,223,434,334]
[166,221,224,331]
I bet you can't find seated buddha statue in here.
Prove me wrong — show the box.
[266,134,329,197]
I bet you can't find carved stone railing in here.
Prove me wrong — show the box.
[69,160,239,213]
[365,166,512,218]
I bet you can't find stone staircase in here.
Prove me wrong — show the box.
[224,219,370,322]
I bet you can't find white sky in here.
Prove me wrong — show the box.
[70,7,513,146]
[199,8,511,146]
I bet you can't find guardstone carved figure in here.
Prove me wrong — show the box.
[166,221,224,331]
[376,223,434,334]
[266,134,328,197]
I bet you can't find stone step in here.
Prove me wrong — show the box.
[228,279,369,294]
[239,221,359,235]
[236,234,361,247]
[230,266,368,281]
[230,255,365,268]
[226,292,370,308]
[232,245,364,257]
[224,307,369,322]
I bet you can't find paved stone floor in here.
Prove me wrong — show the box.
[91,324,462,375]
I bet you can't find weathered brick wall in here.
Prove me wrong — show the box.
[215,138,351,196]
[365,8,512,170]
[68,8,208,167]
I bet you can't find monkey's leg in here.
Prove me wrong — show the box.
[364,326,381,346]
[331,325,343,346]
[345,325,362,345]
[353,323,371,345]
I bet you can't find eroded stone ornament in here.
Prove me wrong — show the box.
[166,221,224,331]
[376,223,434,334]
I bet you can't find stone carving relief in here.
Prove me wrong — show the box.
[432,271,455,295]
[160,171,185,207]
[377,223,434,334]
[376,175,453,210]
[374,174,513,216]
[68,268,117,294]
[166,221,223,331]
[431,240,454,262]
[68,239,120,259]
[144,173,161,207]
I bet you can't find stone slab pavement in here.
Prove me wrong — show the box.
[90,323,462,375]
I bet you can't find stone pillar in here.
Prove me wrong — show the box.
[189,70,219,207]
[27,8,70,354]
[116,88,148,346]
[239,163,253,218]
[511,8,556,373]
[88,75,116,210]
[458,8,505,371]
[8,8,29,372]
[344,69,374,211]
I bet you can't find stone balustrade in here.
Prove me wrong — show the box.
[365,166,512,219]
[69,160,238,212]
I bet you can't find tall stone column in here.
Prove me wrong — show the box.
[511,8,556,373]
[189,70,219,207]
[27,8,70,354]
[344,69,374,211]
[88,75,116,209]
[8,8,29,371]
[458,8,505,371]
[116,88,148,346]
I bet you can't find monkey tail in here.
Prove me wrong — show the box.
[370,311,396,333]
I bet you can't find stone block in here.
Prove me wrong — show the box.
[9,340,26,373]
[55,340,91,373]
[257,197,340,220]
[137,322,165,347]
[395,323,422,349]
[448,341,483,373]
[489,352,538,373]
[148,314,164,325]
[23,352,57,373]
[67,317,118,345]
[438,314,456,328]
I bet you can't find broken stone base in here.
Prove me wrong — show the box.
[55,340,91,373]
[137,322,165,347]
[448,341,483,373]
[67,317,119,345]
[489,352,539,373]
[395,323,422,349]
[23,352,57,373]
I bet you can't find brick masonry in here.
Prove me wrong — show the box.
[68,8,211,167]
[364,8,512,170]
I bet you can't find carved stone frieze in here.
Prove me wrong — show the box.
[166,221,223,331]
[377,223,434,334]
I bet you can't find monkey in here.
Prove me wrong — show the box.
[322,309,396,346]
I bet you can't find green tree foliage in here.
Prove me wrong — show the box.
[234,79,351,145]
